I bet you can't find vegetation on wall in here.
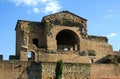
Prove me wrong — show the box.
[55,60,63,79]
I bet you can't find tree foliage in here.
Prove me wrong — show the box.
[55,60,63,79]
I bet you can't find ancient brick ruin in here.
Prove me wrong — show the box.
[0,11,120,79]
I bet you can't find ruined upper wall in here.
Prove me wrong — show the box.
[88,35,108,43]
[41,11,88,37]
[15,20,42,32]
[15,20,47,58]
[42,11,87,27]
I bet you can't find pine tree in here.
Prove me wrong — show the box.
[55,60,63,79]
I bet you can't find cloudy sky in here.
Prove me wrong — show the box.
[0,0,120,59]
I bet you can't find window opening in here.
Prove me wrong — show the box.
[56,30,80,51]
[64,48,68,51]
[32,38,38,47]
[90,59,94,63]
[28,51,35,61]
[81,21,84,23]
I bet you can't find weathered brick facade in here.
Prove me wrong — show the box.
[0,11,120,79]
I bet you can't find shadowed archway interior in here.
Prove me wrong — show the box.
[56,30,80,50]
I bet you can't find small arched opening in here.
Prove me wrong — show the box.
[90,59,94,63]
[28,51,35,61]
[32,38,39,47]
[56,30,80,51]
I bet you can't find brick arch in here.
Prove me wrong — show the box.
[27,50,36,61]
[56,29,80,50]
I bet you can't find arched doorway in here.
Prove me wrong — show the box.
[28,51,35,61]
[56,30,80,51]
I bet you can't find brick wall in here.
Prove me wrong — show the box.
[0,61,120,79]
[91,64,120,79]
[41,62,90,79]
[0,61,42,79]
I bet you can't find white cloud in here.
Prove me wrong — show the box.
[41,0,48,3]
[107,33,117,38]
[45,1,61,13]
[10,0,39,6]
[33,7,40,14]
[8,0,62,14]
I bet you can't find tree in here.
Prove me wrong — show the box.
[55,60,63,79]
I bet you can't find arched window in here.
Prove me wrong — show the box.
[56,30,80,51]
[28,51,35,61]
[32,38,39,47]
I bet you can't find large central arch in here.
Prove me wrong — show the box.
[56,29,80,50]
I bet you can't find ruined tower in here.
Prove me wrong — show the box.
[15,11,113,62]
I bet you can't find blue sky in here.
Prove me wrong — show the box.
[0,0,120,60]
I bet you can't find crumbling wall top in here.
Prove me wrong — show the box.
[15,20,41,32]
[41,11,87,27]
[88,35,108,43]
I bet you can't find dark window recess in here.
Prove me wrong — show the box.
[81,21,84,23]
[56,30,80,51]
[32,38,39,47]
